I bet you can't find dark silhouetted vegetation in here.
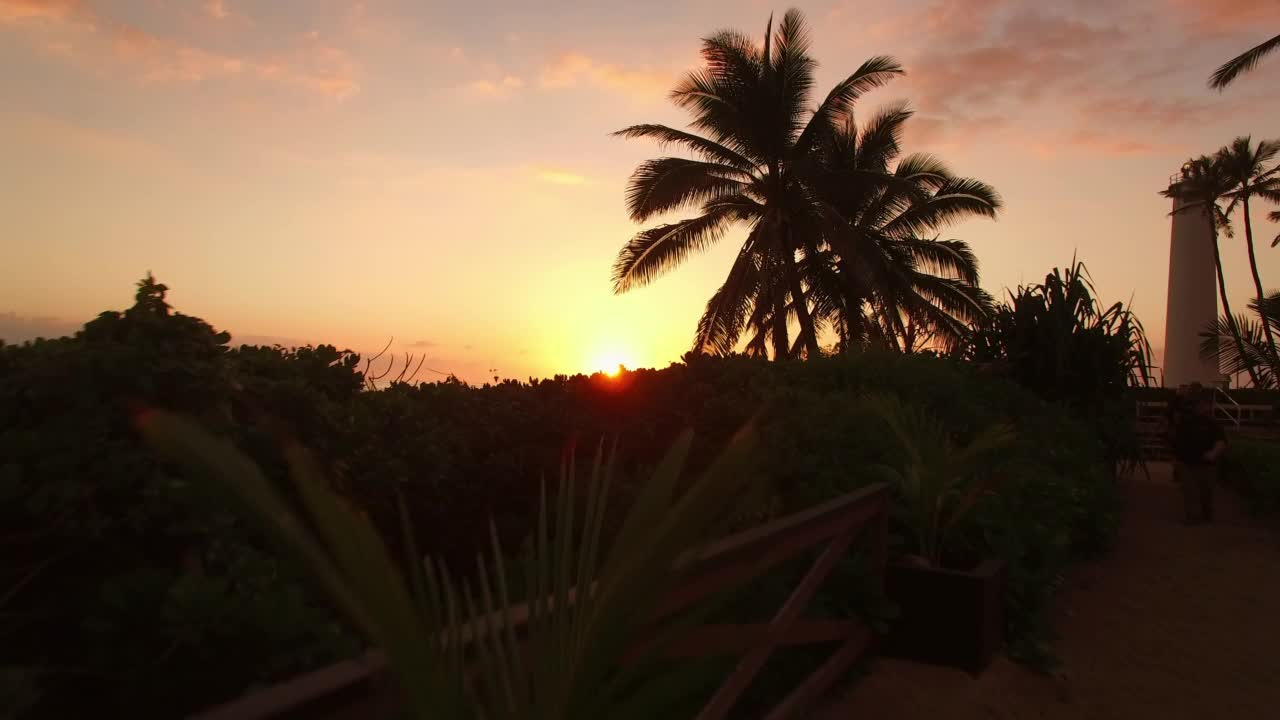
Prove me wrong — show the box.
[958,260,1153,475]
[1221,435,1280,526]
[0,273,1131,715]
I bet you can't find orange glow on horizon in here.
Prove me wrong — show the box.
[590,345,635,376]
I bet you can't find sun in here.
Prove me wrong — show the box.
[590,346,635,376]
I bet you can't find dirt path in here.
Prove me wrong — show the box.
[822,463,1280,720]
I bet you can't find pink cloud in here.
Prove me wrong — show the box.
[1077,96,1221,131]
[533,167,589,185]
[112,23,246,83]
[539,52,673,101]
[0,0,84,24]
[889,2,1229,156]
[466,74,524,98]
[0,0,359,99]
[3,109,166,162]
[907,10,1124,121]
[1063,129,1178,156]
[1166,0,1277,34]
[918,0,1007,42]
[204,0,229,21]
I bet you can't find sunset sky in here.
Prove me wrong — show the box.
[2,0,1278,382]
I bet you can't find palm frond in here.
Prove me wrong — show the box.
[623,157,748,222]
[899,238,982,285]
[907,273,993,327]
[1210,32,1280,90]
[771,8,817,144]
[612,211,733,292]
[611,124,756,170]
[794,55,904,153]
[670,69,762,165]
[853,100,913,172]
[1200,313,1279,388]
[693,230,766,355]
[880,177,1001,237]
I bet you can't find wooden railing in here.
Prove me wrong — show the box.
[193,482,891,720]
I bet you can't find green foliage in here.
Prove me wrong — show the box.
[958,260,1152,474]
[0,280,360,718]
[2,277,1125,714]
[862,394,1016,567]
[1221,436,1280,523]
[139,410,765,719]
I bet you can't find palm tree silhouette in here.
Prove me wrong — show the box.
[612,9,998,358]
[1215,136,1280,355]
[802,105,998,353]
[1209,33,1280,90]
[1164,156,1260,386]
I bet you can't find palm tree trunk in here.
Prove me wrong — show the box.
[784,249,821,359]
[1212,230,1262,386]
[1241,195,1277,353]
[772,292,790,360]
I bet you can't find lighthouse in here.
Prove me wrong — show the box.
[1162,166,1221,388]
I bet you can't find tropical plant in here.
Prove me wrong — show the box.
[611,9,998,360]
[1209,32,1280,90]
[1201,291,1280,388]
[1215,136,1280,354]
[1271,209,1280,248]
[1221,436,1280,525]
[957,260,1152,475]
[137,410,763,719]
[1163,156,1260,386]
[961,261,1153,396]
[861,394,1014,567]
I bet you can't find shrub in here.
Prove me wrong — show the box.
[1222,436,1280,523]
[958,260,1153,475]
[0,279,360,718]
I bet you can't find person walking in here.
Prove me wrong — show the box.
[1171,384,1228,524]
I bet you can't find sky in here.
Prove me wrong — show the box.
[1,0,1278,382]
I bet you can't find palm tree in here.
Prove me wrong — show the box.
[1271,209,1280,248]
[803,106,998,353]
[1162,156,1260,386]
[612,9,998,359]
[1209,32,1280,90]
[1216,136,1280,354]
[613,10,900,359]
[713,105,998,356]
[1201,292,1280,388]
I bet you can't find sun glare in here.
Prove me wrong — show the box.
[590,347,635,376]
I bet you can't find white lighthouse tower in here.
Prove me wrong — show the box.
[1162,167,1221,388]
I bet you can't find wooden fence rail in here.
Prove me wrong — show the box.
[193,482,891,720]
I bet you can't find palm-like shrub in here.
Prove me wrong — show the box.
[138,411,762,719]
[862,394,1014,567]
[961,261,1152,396]
[958,261,1152,473]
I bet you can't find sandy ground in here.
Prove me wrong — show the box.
[821,463,1280,720]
